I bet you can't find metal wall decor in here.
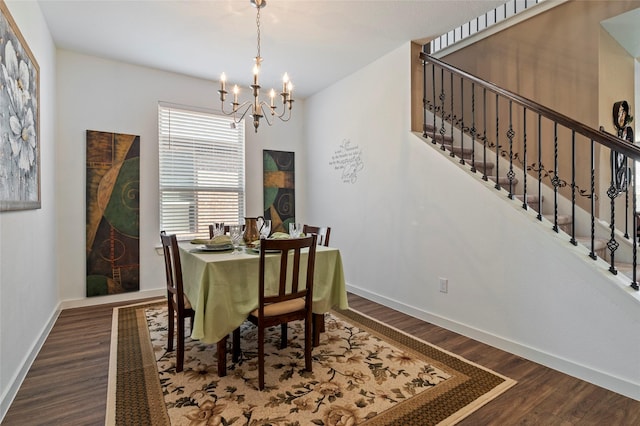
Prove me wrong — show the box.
[611,100,634,195]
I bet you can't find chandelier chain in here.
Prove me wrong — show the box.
[256,7,261,60]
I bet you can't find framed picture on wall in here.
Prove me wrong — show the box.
[0,1,40,211]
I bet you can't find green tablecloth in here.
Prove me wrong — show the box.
[178,244,349,344]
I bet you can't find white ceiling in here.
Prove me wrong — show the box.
[37,0,506,98]
[601,7,640,60]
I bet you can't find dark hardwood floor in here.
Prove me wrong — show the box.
[3,293,638,425]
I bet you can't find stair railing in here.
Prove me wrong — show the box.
[421,52,640,291]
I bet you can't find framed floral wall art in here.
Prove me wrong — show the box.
[0,1,40,211]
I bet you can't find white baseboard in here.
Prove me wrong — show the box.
[60,288,165,310]
[346,283,640,401]
[0,305,60,423]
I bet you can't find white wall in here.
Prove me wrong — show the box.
[55,50,306,304]
[634,59,639,198]
[0,0,57,418]
[305,42,640,400]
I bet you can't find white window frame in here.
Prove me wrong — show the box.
[158,102,245,239]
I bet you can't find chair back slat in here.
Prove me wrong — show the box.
[259,235,317,312]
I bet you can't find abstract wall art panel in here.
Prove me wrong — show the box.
[86,130,140,296]
[263,150,295,233]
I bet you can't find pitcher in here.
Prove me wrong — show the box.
[243,216,265,246]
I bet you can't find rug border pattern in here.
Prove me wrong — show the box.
[107,300,516,425]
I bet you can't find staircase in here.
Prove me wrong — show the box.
[423,122,610,261]
[422,83,640,289]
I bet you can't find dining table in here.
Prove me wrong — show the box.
[177,241,349,376]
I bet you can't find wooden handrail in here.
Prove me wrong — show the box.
[420,53,640,159]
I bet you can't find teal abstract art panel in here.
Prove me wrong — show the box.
[263,150,294,233]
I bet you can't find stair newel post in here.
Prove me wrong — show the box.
[439,68,446,151]
[507,100,514,199]
[459,77,465,165]
[482,88,488,181]
[522,107,528,210]
[494,93,500,190]
[552,122,559,232]
[570,130,577,246]
[471,82,477,173]
[449,72,455,158]
[537,114,542,221]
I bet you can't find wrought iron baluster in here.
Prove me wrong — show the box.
[522,107,528,210]
[431,63,436,143]
[439,68,446,151]
[624,166,630,239]
[633,160,639,290]
[471,83,476,173]
[495,93,500,190]
[607,148,619,273]
[482,88,488,181]
[537,114,542,220]
[460,77,465,165]
[589,139,596,260]
[552,123,559,232]
[422,59,427,138]
[450,72,455,158]
[507,100,514,199]
[570,131,577,245]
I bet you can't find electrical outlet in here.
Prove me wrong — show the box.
[439,277,448,293]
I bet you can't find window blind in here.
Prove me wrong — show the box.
[159,103,245,239]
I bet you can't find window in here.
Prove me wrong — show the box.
[159,103,245,239]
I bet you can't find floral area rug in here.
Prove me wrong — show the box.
[107,300,516,425]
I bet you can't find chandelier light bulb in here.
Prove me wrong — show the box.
[253,64,259,85]
[220,73,226,91]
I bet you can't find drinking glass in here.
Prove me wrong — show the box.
[289,222,302,238]
[260,219,272,239]
[229,225,243,253]
[212,222,225,237]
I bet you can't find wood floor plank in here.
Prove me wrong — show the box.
[2,293,638,425]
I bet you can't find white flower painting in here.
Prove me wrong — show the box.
[0,2,40,211]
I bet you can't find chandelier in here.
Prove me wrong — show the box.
[218,0,294,133]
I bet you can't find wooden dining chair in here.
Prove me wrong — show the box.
[241,234,317,390]
[160,231,195,372]
[302,224,331,247]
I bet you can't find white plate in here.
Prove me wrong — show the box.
[248,247,280,254]
[199,244,233,252]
